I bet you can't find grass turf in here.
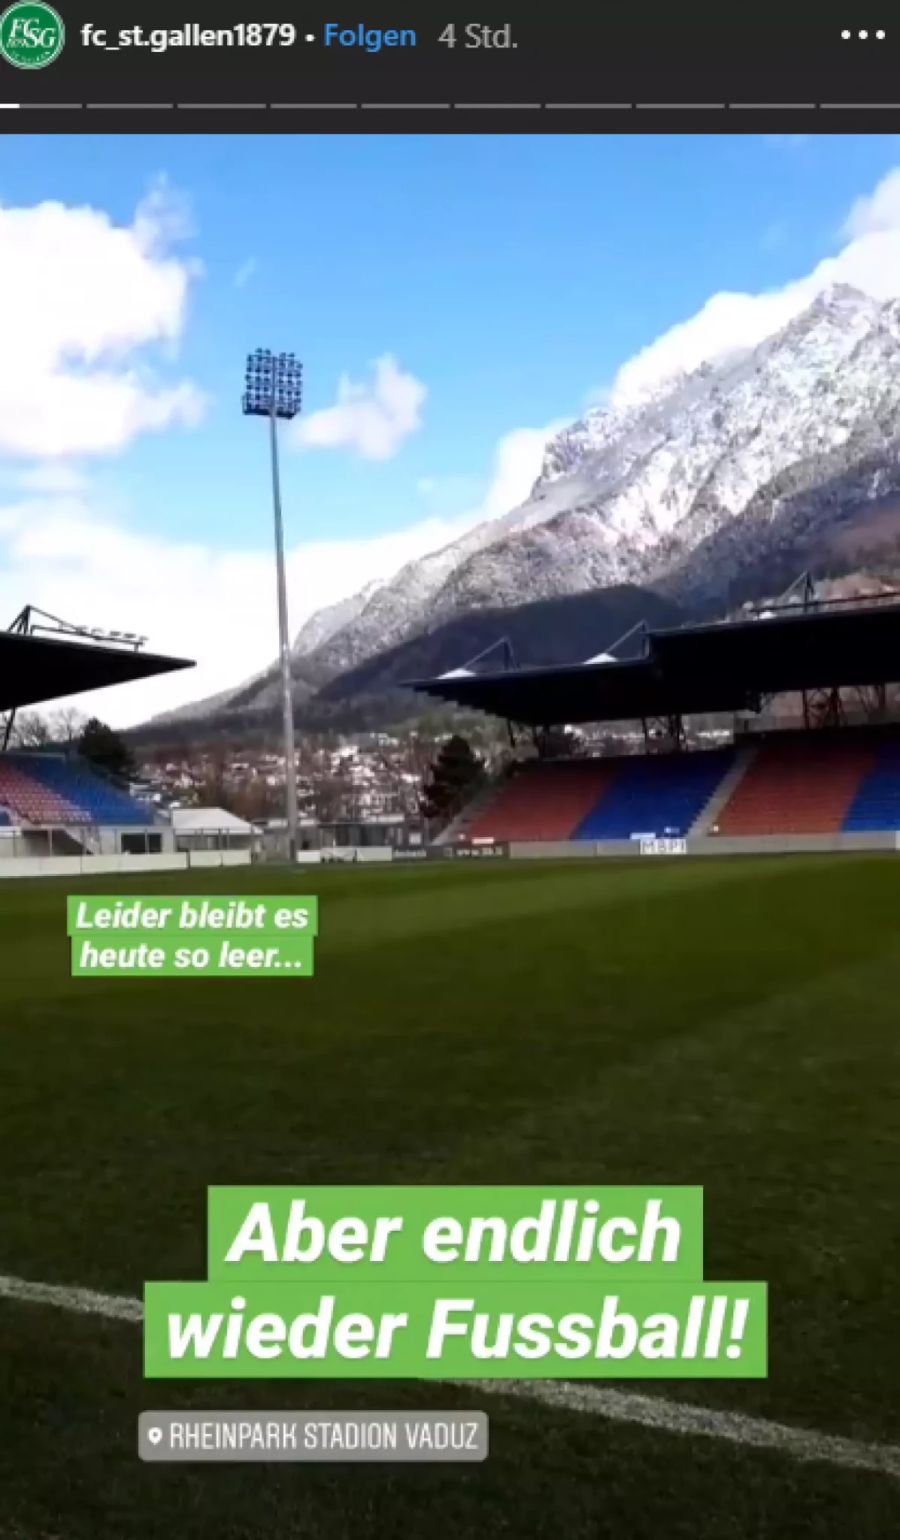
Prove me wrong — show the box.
[1,854,899,1537]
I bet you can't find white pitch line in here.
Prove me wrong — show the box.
[2,1272,899,1480]
[451,1376,900,1479]
[0,1274,142,1323]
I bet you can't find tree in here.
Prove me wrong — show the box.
[50,706,88,751]
[10,711,52,748]
[419,734,485,826]
[78,718,135,779]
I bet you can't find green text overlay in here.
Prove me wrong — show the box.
[68,896,318,978]
[145,1185,767,1379]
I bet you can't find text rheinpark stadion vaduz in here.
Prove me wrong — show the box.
[68,897,318,977]
[144,1188,767,1379]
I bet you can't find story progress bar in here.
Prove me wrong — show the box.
[3,101,900,112]
[1,102,900,111]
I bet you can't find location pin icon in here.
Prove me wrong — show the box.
[148,1427,163,1446]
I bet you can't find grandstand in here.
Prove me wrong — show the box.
[0,605,193,862]
[447,732,900,844]
[411,583,900,850]
[0,753,152,828]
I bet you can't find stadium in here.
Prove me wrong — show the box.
[2,584,900,1539]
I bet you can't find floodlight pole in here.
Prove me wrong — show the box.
[244,347,302,865]
[268,399,299,863]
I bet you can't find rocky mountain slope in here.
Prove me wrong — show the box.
[289,579,383,658]
[161,284,900,725]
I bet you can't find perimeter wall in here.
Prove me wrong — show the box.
[507,832,899,860]
[0,850,252,879]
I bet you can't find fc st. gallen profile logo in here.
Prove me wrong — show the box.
[0,2,65,68]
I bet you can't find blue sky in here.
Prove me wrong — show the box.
[2,132,900,720]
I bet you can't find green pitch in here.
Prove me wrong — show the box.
[1,855,899,1537]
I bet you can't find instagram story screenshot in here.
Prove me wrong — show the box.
[0,8,898,1540]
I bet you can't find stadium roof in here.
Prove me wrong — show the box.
[407,595,900,726]
[0,629,194,713]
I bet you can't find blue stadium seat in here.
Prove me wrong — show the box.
[10,754,153,827]
[573,748,734,839]
[842,742,900,831]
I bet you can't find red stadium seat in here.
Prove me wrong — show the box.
[466,759,619,842]
[0,758,85,825]
[716,740,875,835]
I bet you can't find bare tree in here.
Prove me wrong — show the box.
[51,706,88,750]
[10,711,53,748]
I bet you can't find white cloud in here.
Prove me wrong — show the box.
[0,184,203,458]
[414,422,563,525]
[612,164,900,406]
[842,167,900,238]
[233,257,258,288]
[478,422,566,518]
[0,416,563,726]
[292,354,426,460]
[134,176,195,246]
[0,496,465,725]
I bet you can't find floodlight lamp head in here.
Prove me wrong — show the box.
[242,347,303,417]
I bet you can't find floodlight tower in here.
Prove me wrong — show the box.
[243,348,303,862]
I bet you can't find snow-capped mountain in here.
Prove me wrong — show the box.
[289,579,384,657]
[292,285,900,667]
[305,491,576,674]
[163,284,900,723]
